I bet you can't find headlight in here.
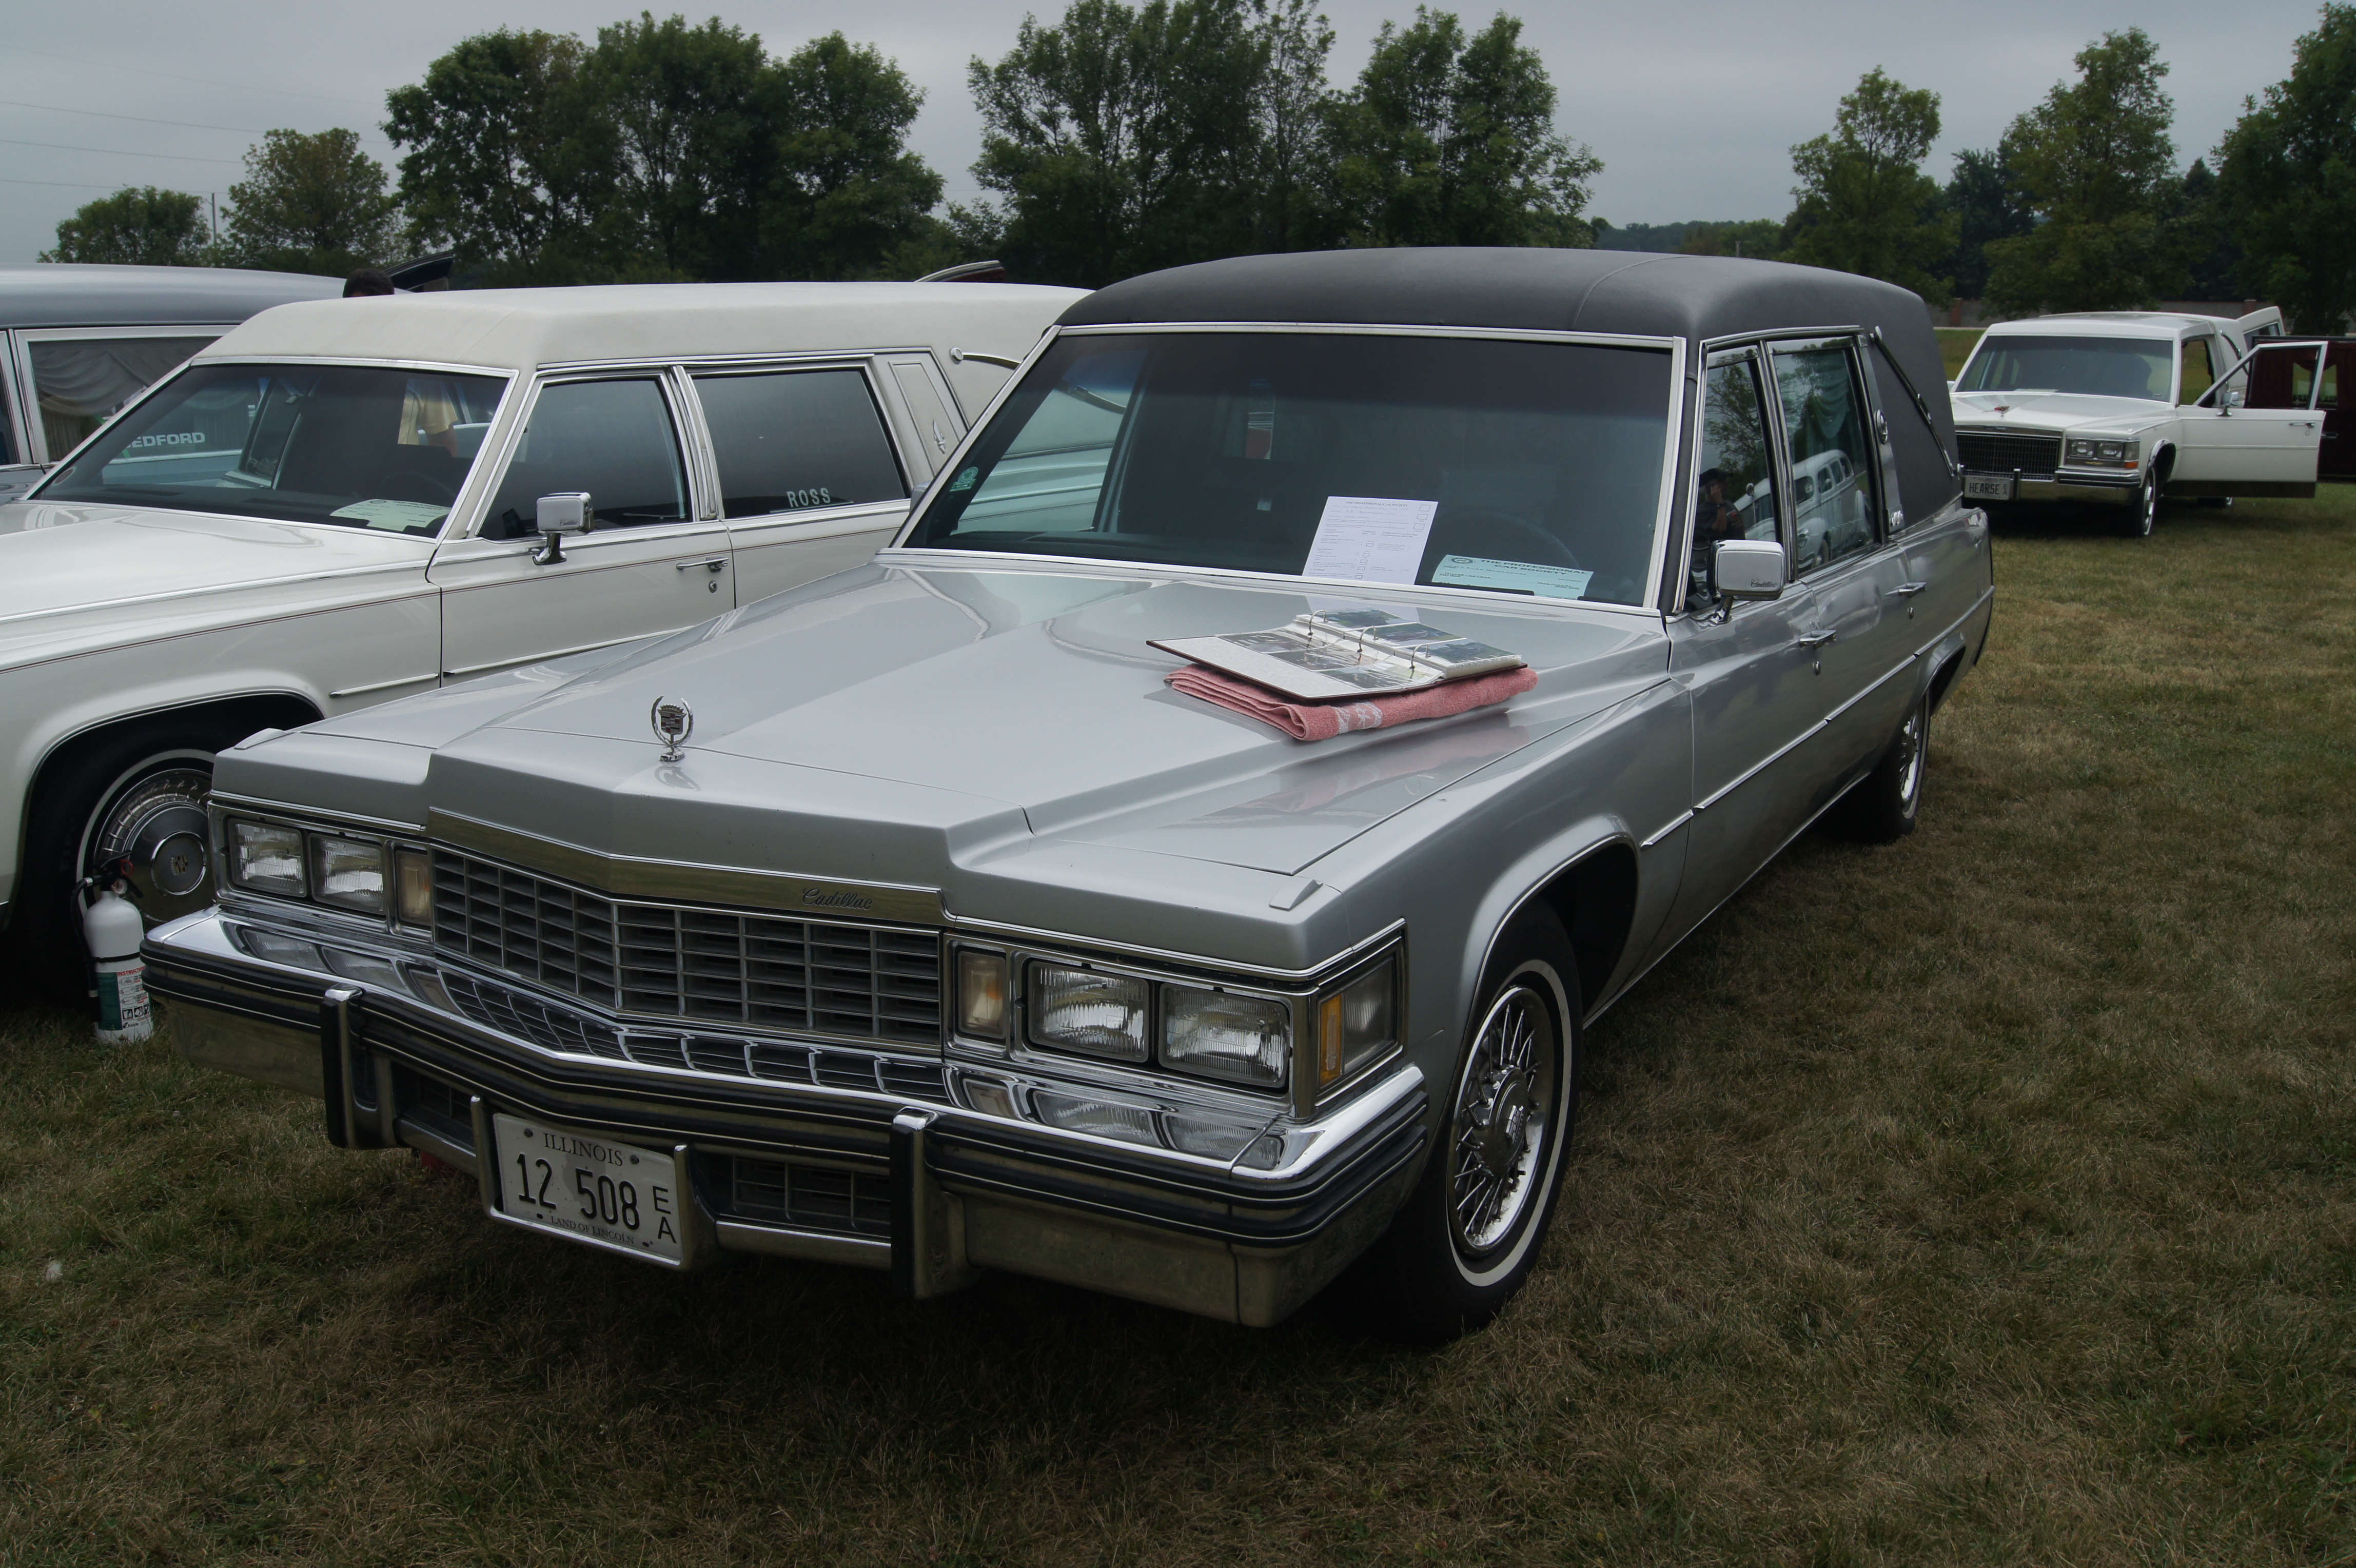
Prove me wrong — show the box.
[394,847,434,928]
[2066,438,2135,465]
[308,834,386,914]
[1315,961,1398,1091]
[1161,985,1289,1086]
[1027,963,1149,1061]
[227,820,305,897]
[956,948,1009,1040]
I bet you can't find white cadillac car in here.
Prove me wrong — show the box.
[0,280,1080,987]
[1948,307,2328,536]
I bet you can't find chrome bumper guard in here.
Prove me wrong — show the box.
[145,909,1427,1327]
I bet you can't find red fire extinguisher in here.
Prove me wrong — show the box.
[77,861,151,1045]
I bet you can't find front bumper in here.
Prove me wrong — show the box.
[144,908,1427,1326]
[1967,469,2139,506]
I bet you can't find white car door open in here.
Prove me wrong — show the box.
[2171,341,2329,494]
[430,373,735,682]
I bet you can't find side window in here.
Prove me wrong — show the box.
[1686,350,1780,614]
[692,369,905,519]
[1769,340,1878,575]
[27,335,216,461]
[482,378,689,540]
[2179,339,2216,405]
[2240,343,2322,411]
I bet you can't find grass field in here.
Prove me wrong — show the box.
[1937,327,1982,379]
[4,490,2353,1565]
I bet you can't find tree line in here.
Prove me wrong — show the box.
[37,4,2356,330]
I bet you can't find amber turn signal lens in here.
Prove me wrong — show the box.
[1319,993,1344,1086]
[957,948,1009,1040]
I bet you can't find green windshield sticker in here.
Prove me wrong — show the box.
[328,499,450,533]
[1433,554,1594,600]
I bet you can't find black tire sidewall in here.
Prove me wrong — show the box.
[2124,471,2159,538]
[1332,906,1582,1343]
[11,722,232,999]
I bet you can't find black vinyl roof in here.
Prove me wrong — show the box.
[0,263,341,328]
[1063,246,1961,528]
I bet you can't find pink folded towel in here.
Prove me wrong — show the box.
[1165,663,1538,742]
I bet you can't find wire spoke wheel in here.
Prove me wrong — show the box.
[1446,982,1557,1260]
[1892,702,1926,813]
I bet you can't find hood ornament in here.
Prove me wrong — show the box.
[650,697,694,762]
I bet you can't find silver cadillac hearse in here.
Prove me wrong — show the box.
[146,250,1991,1341]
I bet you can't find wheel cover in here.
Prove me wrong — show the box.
[88,765,215,926]
[1894,703,1926,809]
[1447,982,1557,1258]
[2137,477,2158,535]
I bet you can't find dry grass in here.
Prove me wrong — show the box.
[3,491,2353,1566]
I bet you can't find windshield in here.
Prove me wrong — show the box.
[1956,335,2174,401]
[906,332,1674,606]
[37,362,507,536]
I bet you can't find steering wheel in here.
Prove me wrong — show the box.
[372,467,458,505]
[1433,506,1583,570]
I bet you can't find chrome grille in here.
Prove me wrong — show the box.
[711,1153,892,1236]
[438,971,949,1100]
[1957,429,2063,475]
[431,850,942,1045]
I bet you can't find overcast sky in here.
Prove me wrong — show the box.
[0,0,2325,267]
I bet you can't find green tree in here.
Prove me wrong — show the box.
[387,16,944,284]
[39,187,212,266]
[1985,29,2185,315]
[1677,219,1783,260]
[2215,3,2356,332]
[223,128,401,276]
[763,33,945,280]
[1781,67,1954,300]
[2172,159,2245,301]
[1319,8,1598,249]
[968,0,1324,287]
[1937,139,2033,299]
[384,28,586,284]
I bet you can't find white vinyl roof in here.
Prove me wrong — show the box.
[1985,311,2217,342]
[198,281,1086,413]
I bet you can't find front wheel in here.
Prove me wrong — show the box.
[12,723,240,1002]
[1328,907,1580,1344]
[2120,468,2161,538]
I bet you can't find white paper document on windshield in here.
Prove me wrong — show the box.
[1301,495,1438,584]
[1152,609,1522,702]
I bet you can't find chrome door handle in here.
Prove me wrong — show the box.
[1890,581,1928,598]
[1794,630,1838,649]
[675,557,728,573]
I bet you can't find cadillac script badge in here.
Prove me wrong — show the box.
[650,697,694,762]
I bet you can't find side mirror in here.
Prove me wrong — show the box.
[1710,538,1786,622]
[533,491,592,564]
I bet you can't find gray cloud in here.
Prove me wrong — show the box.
[1,0,2317,267]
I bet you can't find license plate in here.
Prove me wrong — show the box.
[491,1113,684,1265]
[1963,472,2015,501]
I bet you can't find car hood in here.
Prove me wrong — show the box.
[1950,390,2171,432]
[0,499,430,669]
[296,561,1669,881]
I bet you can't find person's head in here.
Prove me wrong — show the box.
[1699,466,1726,500]
[344,268,396,298]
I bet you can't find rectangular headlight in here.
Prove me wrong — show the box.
[393,847,434,928]
[1027,962,1148,1062]
[308,833,386,915]
[226,820,305,897]
[2066,438,2095,460]
[957,948,1009,1040]
[1316,961,1398,1091]
[1161,985,1289,1087]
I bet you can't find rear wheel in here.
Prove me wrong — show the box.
[1835,691,1928,844]
[12,721,246,1003]
[1328,907,1580,1344]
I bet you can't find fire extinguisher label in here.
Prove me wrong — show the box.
[97,961,150,1036]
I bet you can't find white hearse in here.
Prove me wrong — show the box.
[1949,308,2320,536]
[0,281,1081,985]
